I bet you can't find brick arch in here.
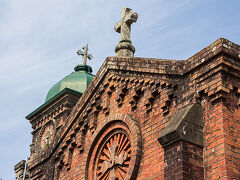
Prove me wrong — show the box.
[81,113,142,180]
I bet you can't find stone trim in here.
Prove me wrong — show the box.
[158,103,203,148]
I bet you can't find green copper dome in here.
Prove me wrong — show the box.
[45,64,94,102]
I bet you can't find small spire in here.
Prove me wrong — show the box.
[77,44,93,65]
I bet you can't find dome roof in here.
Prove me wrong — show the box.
[45,64,94,102]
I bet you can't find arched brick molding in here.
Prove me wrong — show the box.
[82,113,142,180]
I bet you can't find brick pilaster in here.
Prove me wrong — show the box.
[164,141,203,180]
[203,100,240,179]
[158,103,204,180]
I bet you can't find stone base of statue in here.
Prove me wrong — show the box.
[115,40,135,57]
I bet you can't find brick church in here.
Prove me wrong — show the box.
[14,8,240,180]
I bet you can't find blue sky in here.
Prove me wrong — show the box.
[0,0,240,179]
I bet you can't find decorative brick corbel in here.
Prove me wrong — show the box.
[237,88,240,106]
[88,107,99,134]
[159,83,176,116]
[144,87,159,114]
[129,85,143,111]
[76,121,88,154]
[116,83,128,107]
[65,141,76,171]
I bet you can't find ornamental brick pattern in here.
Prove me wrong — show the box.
[15,38,240,180]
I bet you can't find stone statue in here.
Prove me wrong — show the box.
[115,8,138,57]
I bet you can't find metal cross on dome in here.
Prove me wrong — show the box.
[77,44,93,65]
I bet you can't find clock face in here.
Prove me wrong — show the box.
[40,123,54,149]
[96,131,131,179]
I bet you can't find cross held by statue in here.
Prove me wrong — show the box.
[77,44,93,65]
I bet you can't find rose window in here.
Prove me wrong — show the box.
[96,132,131,179]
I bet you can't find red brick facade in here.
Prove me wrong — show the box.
[15,38,240,179]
